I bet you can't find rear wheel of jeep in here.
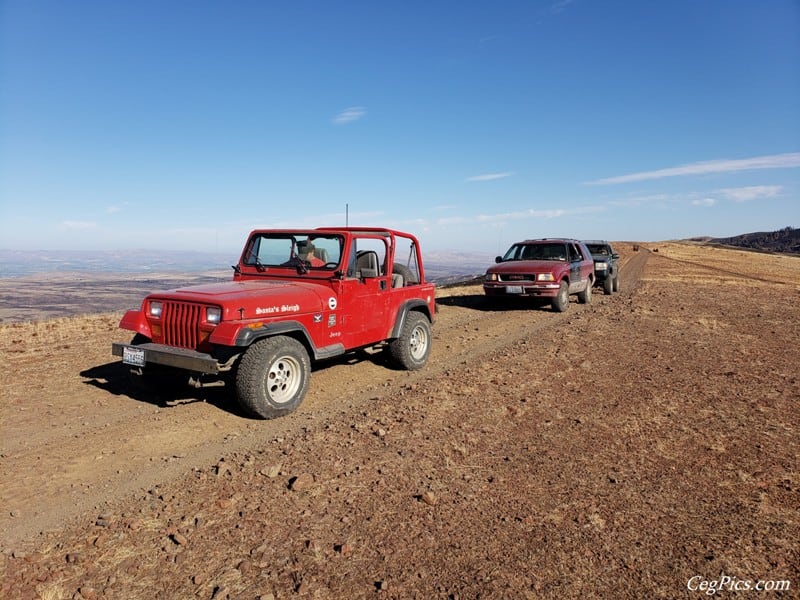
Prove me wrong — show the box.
[236,336,310,419]
[603,275,614,295]
[551,281,569,312]
[389,311,431,370]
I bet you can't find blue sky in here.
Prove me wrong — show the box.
[1,0,798,255]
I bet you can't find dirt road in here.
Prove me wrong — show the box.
[1,243,798,599]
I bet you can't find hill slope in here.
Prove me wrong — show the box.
[710,226,800,254]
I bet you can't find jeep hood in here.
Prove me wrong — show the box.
[148,280,332,320]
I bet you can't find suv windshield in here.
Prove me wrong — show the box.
[243,233,343,269]
[586,244,610,256]
[503,243,567,262]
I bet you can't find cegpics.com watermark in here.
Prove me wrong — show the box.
[688,574,792,595]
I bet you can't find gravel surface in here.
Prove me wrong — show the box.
[1,242,798,599]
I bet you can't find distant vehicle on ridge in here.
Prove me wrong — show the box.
[583,240,620,295]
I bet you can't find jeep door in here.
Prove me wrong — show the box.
[339,235,392,347]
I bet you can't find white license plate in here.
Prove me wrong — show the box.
[122,346,146,367]
[506,285,523,294]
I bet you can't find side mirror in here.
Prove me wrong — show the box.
[495,256,503,263]
[612,253,619,259]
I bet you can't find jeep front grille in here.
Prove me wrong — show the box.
[162,301,203,349]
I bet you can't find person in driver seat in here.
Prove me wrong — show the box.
[297,240,324,267]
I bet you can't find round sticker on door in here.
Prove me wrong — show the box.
[328,297,337,310]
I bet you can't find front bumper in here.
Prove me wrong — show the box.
[112,342,220,374]
[483,282,561,298]
[593,270,611,282]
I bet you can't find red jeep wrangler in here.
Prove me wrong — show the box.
[483,238,595,312]
[112,227,436,419]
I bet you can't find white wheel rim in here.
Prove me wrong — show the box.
[266,355,302,404]
[409,325,428,360]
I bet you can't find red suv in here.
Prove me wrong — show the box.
[483,238,595,312]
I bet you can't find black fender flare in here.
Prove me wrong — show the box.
[390,300,433,339]
[234,320,312,347]
[233,320,322,359]
[234,321,345,361]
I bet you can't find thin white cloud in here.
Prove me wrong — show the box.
[692,198,716,207]
[550,0,575,14]
[256,210,385,230]
[333,106,366,125]
[608,193,671,207]
[465,172,515,182]
[586,152,800,185]
[105,203,127,214]
[718,185,782,202]
[437,205,603,226]
[59,220,97,230]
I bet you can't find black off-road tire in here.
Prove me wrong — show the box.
[613,274,620,292]
[388,311,431,370]
[391,263,417,285]
[235,336,310,419]
[127,334,187,395]
[551,281,570,312]
[603,275,614,295]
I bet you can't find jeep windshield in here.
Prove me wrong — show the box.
[242,233,343,270]
[503,243,567,262]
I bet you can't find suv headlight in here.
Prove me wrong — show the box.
[486,273,498,282]
[148,301,163,318]
[537,273,555,281]
[595,262,608,270]
[206,307,222,324]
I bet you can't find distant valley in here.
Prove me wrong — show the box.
[0,248,494,282]
[0,249,495,322]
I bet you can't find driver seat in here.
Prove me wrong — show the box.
[355,250,379,278]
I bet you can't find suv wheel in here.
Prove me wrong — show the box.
[613,274,620,292]
[577,279,592,304]
[551,281,569,312]
[389,311,431,370]
[236,336,310,419]
[603,275,614,295]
